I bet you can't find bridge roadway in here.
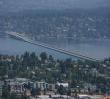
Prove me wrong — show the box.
[7,32,100,62]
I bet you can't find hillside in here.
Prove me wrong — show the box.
[0,9,110,40]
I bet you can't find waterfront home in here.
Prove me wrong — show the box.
[57,82,69,88]
[36,81,48,91]
[9,81,24,93]
[6,78,29,94]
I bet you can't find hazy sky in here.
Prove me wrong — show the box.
[0,0,110,12]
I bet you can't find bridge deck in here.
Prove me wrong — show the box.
[7,32,100,62]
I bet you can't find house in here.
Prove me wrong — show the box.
[56,82,69,88]
[36,81,48,91]
[9,81,24,93]
[15,78,29,83]
[6,78,29,94]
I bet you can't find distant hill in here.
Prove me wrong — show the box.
[0,8,110,39]
[0,0,110,12]
[1,7,110,16]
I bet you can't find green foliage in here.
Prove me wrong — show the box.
[40,52,47,63]
[0,52,110,93]
[2,82,10,99]
[9,93,23,99]
[57,85,66,95]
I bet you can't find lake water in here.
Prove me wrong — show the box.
[0,32,110,60]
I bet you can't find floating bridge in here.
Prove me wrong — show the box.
[7,32,100,62]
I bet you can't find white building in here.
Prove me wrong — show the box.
[57,82,69,88]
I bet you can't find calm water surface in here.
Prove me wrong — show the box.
[0,33,110,60]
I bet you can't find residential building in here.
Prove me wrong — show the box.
[36,81,48,91]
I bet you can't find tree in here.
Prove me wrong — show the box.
[67,88,71,96]
[30,52,38,69]
[0,65,7,77]
[2,81,10,99]
[65,58,72,68]
[22,52,30,69]
[49,55,54,62]
[40,52,47,63]
[31,88,40,97]
[57,85,66,95]
[9,93,22,99]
